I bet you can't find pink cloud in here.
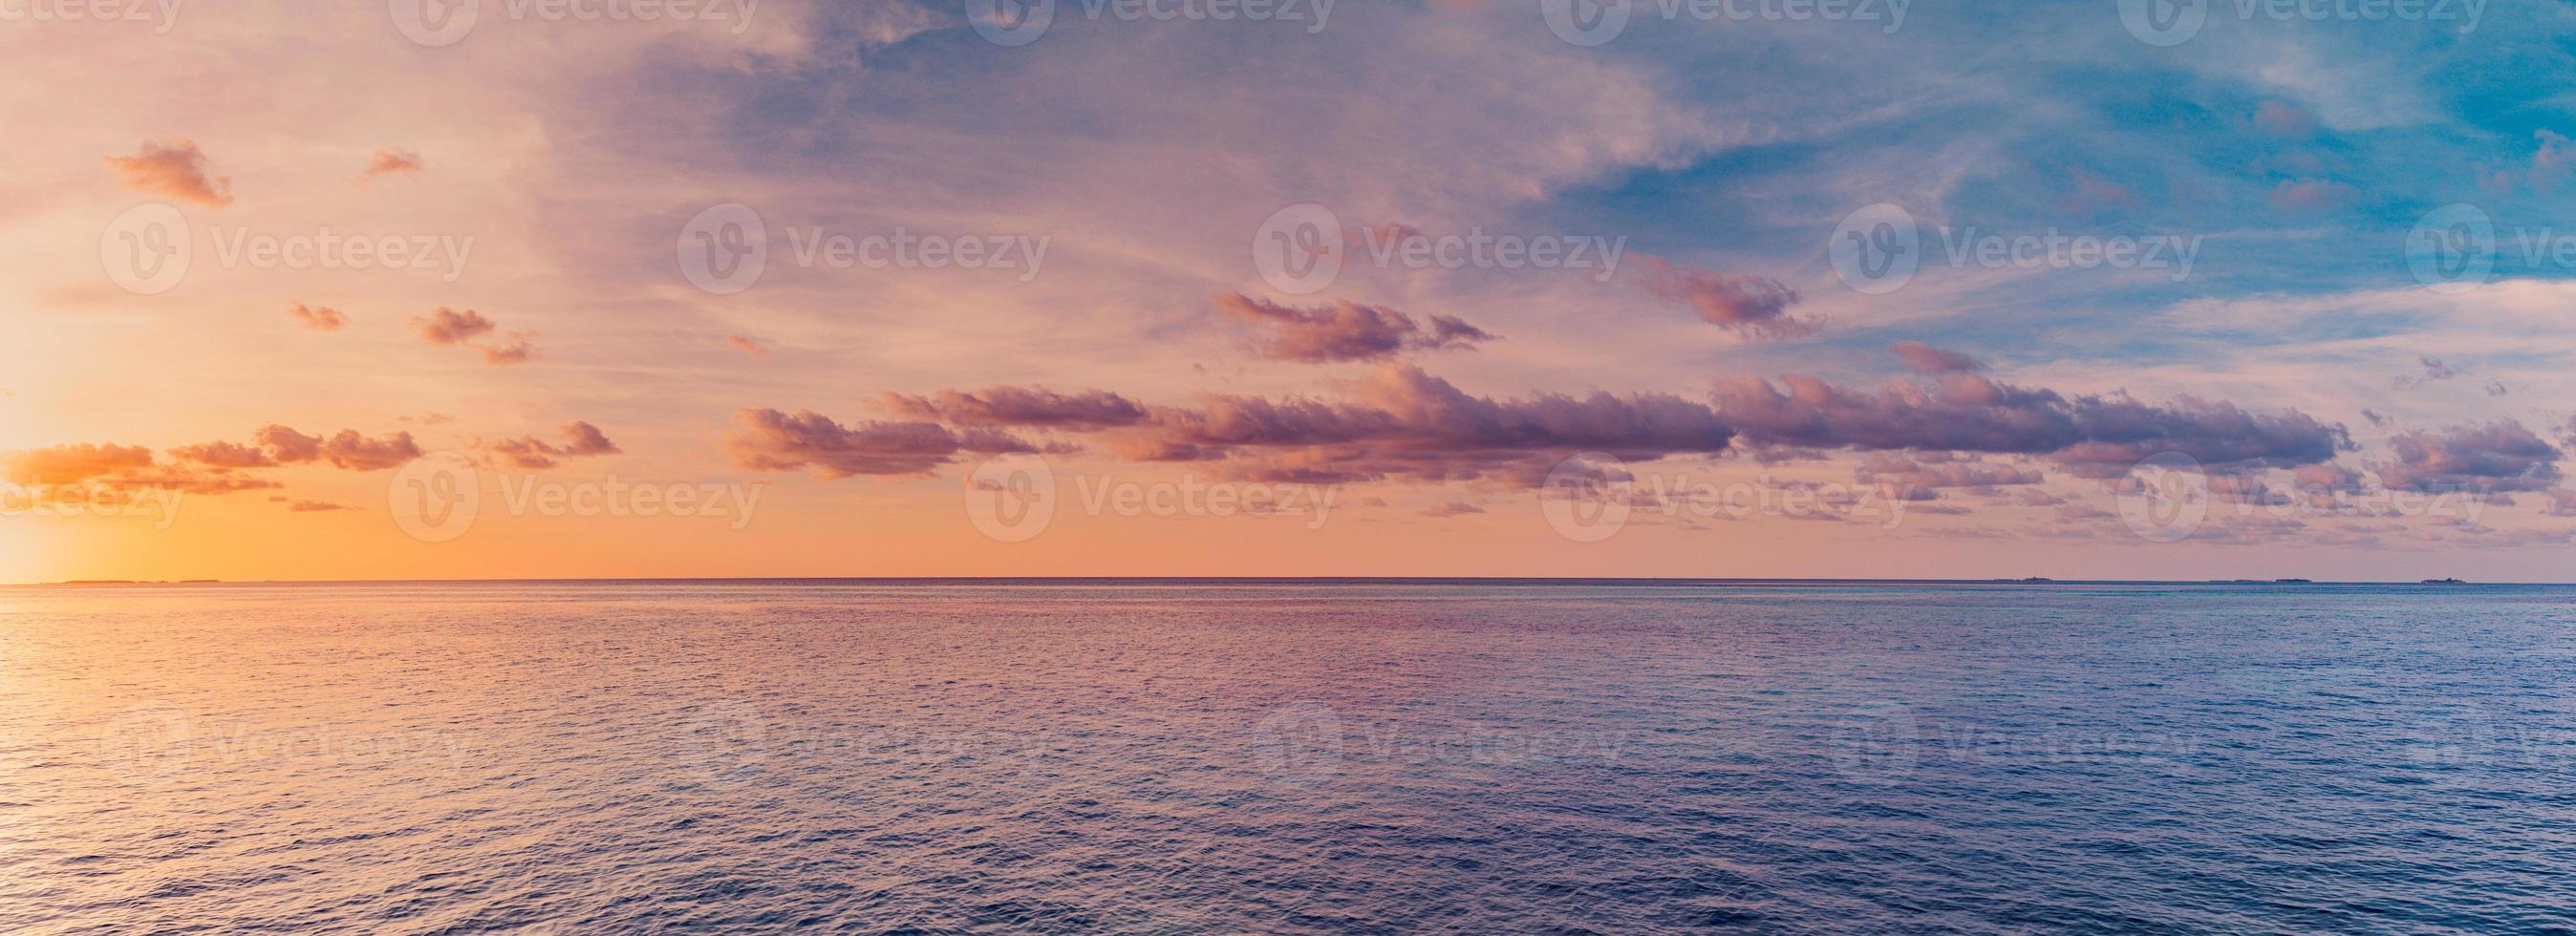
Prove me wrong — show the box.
[103,138,233,207]
[1631,256,1812,338]
[724,409,1046,479]
[2252,100,2317,139]
[287,303,347,331]
[2377,420,2562,493]
[487,421,622,469]
[2267,180,2352,212]
[881,387,1150,431]
[413,308,497,346]
[361,148,424,180]
[1213,291,1494,362]
[1892,341,1983,375]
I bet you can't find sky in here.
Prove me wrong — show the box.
[4,0,2574,583]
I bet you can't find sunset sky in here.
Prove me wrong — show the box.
[6,0,2575,583]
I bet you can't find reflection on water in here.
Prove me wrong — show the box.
[2,581,2572,931]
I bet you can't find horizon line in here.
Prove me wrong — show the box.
[6,575,2541,587]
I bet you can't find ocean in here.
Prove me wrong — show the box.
[2,581,2570,932]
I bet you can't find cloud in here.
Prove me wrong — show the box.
[88,464,282,496]
[1213,291,1494,362]
[2377,420,2562,493]
[724,409,1045,479]
[284,500,351,513]
[728,335,769,357]
[230,426,420,471]
[1856,453,2043,500]
[361,148,424,180]
[287,303,347,331]
[2392,353,2459,390]
[1632,256,1812,338]
[3,443,282,498]
[479,333,538,366]
[889,364,1737,487]
[413,308,536,365]
[1709,372,2348,478]
[315,431,423,470]
[1420,500,1485,518]
[880,387,1150,431]
[413,308,497,346]
[1891,341,1983,374]
[2252,100,2317,139]
[254,424,325,463]
[2,443,155,486]
[170,440,276,469]
[2267,179,2353,212]
[487,421,623,469]
[103,138,233,207]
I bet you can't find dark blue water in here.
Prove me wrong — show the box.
[2,582,2570,932]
